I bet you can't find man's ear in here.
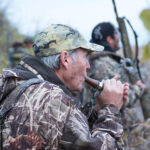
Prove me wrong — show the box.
[106,36,113,45]
[60,51,70,69]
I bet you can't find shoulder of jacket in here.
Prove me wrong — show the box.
[25,81,75,107]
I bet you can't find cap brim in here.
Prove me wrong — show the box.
[79,41,104,52]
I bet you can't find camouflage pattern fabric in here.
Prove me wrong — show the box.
[33,24,104,57]
[82,52,150,150]
[0,55,124,150]
[139,64,150,119]
[127,118,150,150]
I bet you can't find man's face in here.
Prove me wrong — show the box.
[64,48,90,92]
[111,32,120,51]
[24,43,33,49]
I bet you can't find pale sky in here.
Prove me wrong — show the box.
[1,0,150,46]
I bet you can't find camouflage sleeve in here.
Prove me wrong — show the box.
[59,104,124,150]
[126,84,143,106]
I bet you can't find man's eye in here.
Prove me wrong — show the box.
[86,55,90,59]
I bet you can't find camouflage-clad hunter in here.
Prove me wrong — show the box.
[0,24,129,150]
[82,22,150,150]
[9,37,34,68]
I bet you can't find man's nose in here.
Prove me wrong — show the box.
[86,60,90,69]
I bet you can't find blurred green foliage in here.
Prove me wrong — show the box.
[140,9,150,62]
[0,9,25,73]
[140,9,150,32]
[141,42,150,62]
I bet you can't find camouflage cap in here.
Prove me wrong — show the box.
[33,24,104,57]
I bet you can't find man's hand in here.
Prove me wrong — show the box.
[123,82,129,102]
[96,77,129,110]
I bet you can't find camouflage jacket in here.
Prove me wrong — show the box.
[0,55,124,150]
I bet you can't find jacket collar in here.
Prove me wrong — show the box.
[20,54,74,97]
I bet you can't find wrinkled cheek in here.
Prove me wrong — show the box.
[72,65,86,90]
[74,75,83,88]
